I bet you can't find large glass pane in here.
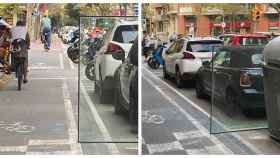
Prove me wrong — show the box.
[210,46,268,134]
[78,16,138,142]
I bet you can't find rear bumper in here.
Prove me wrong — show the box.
[239,89,265,111]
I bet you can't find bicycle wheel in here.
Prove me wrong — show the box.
[17,63,22,91]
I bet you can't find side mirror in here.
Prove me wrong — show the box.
[202,60,210,67]
[112,50,125,62]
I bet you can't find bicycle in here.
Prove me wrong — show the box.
[10,39,27,91]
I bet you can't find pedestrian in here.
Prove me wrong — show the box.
[142,31,151,61]
[11,20,30,83]
[169,32,177,43]
[41,11,52,50]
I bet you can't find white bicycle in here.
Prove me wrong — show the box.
[0,121,35,133]
[142,110,165,124]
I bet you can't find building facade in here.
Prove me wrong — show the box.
[144,4,280,41]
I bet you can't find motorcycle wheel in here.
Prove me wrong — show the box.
[85,62,95,81]
[81,53,92,65]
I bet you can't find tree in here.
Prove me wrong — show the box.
[269,4,280,13]
[0,4,20,19]
[80,4,112,16]
[64,4,80,26]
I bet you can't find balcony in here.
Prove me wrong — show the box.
[152,14,169,22]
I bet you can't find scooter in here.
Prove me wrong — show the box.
[67,38,80,64]
[147,43,166,69]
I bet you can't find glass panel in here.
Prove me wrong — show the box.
[78,16,138,142]
[209,46,268,134]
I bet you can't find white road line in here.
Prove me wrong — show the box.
[143,66,261,154]
[0,146,27,152]
[143,75,233,154]
[26,151,72,155]
[28,139,69,146]
[28,77,65,80]
[59,53,64,70]
[62,80,83,154]
[29,66,61,70]
[147,141,184,154]
[80,82,119,154]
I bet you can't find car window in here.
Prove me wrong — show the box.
[113,24,138,43]
[213,50,230,67]
[186,41,223,52]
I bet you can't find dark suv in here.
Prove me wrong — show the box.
[113,38,138,133]
[195,46,265,115]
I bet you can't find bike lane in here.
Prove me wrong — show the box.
[142,67,256,155]
[0,37,81,154]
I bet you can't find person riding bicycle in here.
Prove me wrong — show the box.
[0,20,11,74]
[10,21,30,83]
[41,11,51,50]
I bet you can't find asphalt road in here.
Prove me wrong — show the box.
[0,35,137,155]
[142,62,280,155]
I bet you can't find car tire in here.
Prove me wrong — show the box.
[176,69,184,88]
[114,80,124,115]
[163,65,169,79]
[195,78,206,99]
[129,84,138,134]
[225,88,239,117]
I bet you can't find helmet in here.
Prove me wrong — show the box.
[43,10,48,17]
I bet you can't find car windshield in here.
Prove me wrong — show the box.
[113,24,138,43]
[187,41,223,52]
[240,37,269,45]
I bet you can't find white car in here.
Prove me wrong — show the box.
[94,20,138,102]
[162,37,223,88]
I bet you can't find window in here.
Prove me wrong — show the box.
[213,50,230,67]
[113,25,138,43]
[186,41,223,52]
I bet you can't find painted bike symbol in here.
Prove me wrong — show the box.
[142,110,165,124]
[0,121,35,133]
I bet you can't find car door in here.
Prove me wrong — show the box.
[120,40,138,105]
[172,39,185,74]
[164,42,178,73]
[212,50,231,98]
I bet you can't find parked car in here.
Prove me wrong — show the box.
[94,19,138,103]
[195,46,265,116]
[114,38,138,133]
[220,34,269,46]
[162,37,223,88]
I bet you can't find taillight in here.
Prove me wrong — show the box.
[105,43,122,54]
[183,52,195,59]
[240,73,254,87]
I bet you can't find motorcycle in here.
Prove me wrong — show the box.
[84,37,104,81]
[67,38,80,64]
[147,43,166,69]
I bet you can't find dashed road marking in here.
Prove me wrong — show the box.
[80,81,120,154]
[28,139,69,146]
[0,146,27,152]
[147,141,184,154]
[62,80,83,154]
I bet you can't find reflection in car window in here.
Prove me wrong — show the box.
[187,41,223,52]
[113,25,138,43]
[251,54,263,65]
[213,51,230,66]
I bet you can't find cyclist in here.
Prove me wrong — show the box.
[41,11,52,50]
[10,21,30,83]
[0,21,11,74]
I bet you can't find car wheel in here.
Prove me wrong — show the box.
[129,85,138,133]
[176,69,184,88]
[225,88,239,117]
[114,80,124,115]
[195,78,206,99]
[163,65,169,79]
